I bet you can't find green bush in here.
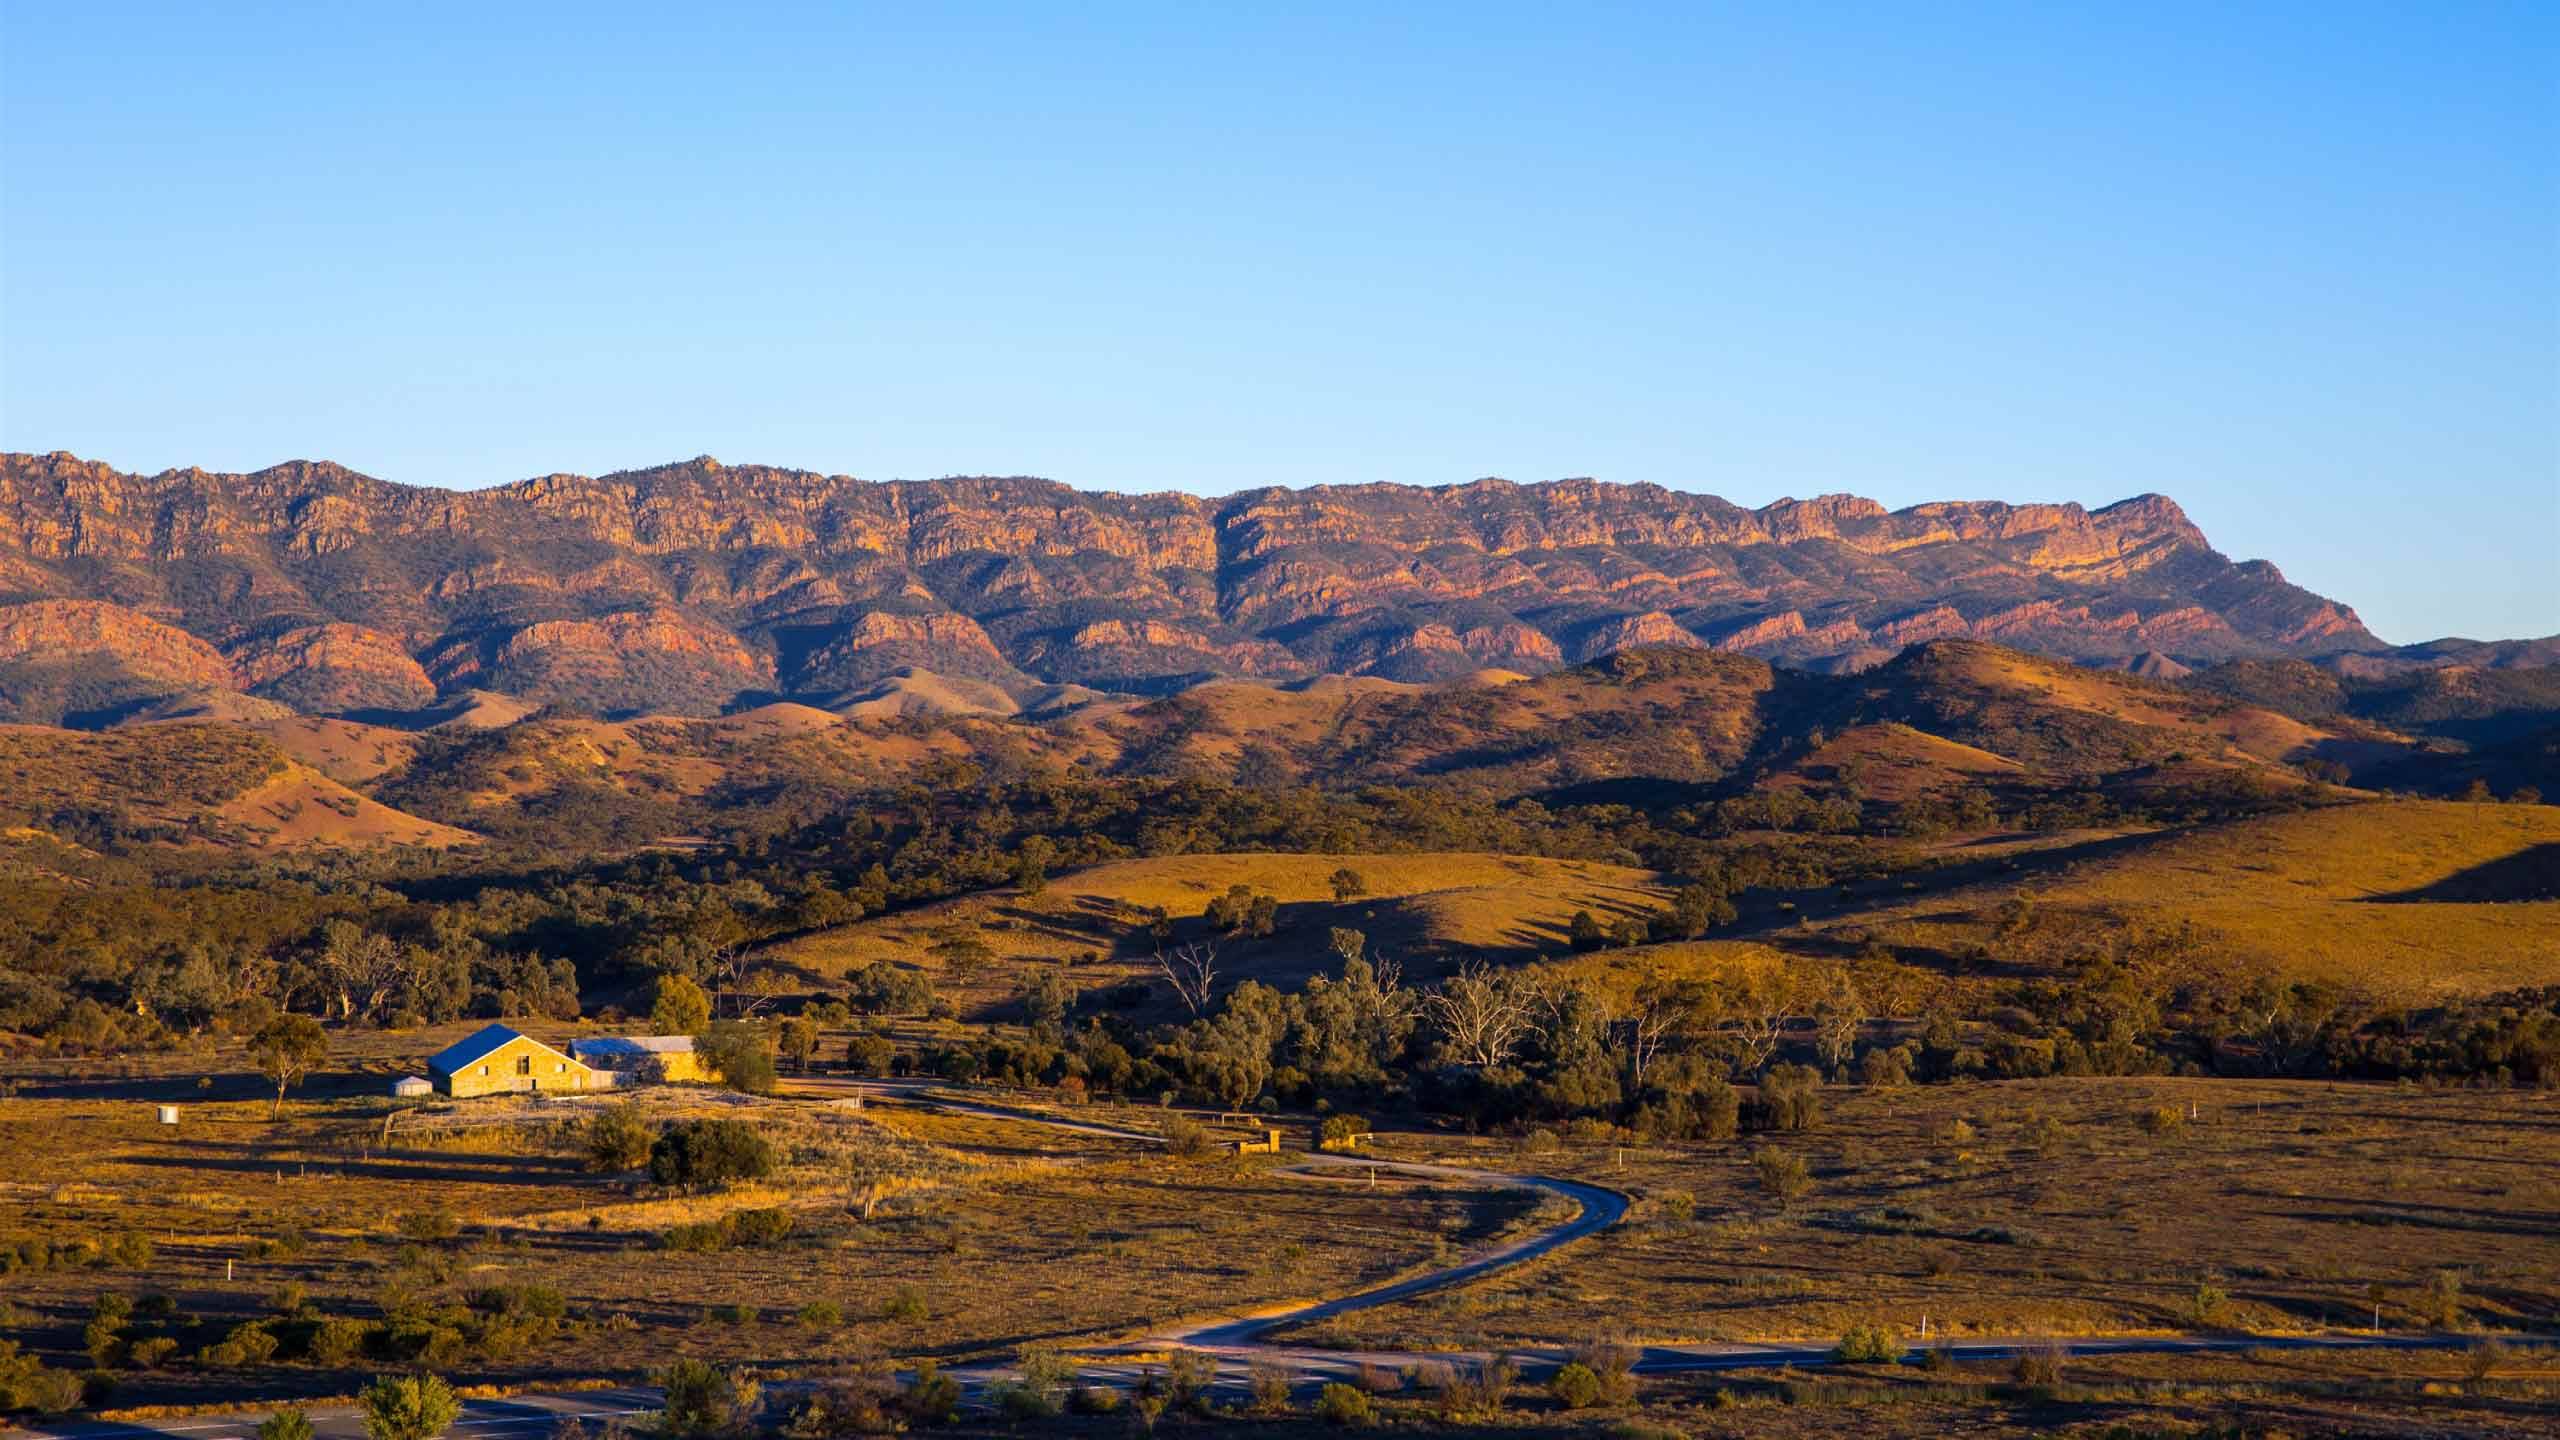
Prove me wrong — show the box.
[1760,1064,1825,1130]
[1165,1118,1215,1159]
[1570,1340,1640,1405]
[728,1207,794,1247]
[991,1382,1055,1421]
[1753,1147,1813,1207]
[661,1221,731,1253]
[584,1105,654,1172]
[0,1339,86,1415]
[2011,1342,2066,1390]
[902,1360,958,1425]
[648,1119,777,1189]
[1547,1362,1603,1409]
[2186,1282,2231,1328]
[1314,1382,1372,1427]
[880,1286,928,1323]
[701,1021,779,1096]
[358,1373,461,1440]
[256,1407,316,1440]
[1249,1360,1294,1414]
[1833,1322,1903,1364]
[658,1358,760,1438]
[395,1209,460,1243]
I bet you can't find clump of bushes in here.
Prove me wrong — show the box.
[0,1339,86,1415]
[880,1286,928,1324]
[1547,1362,1604,1409]
[308,1317,373,1365]
[395,1209,461,1243]
[659,1360,761,1439]
[1314,1382,1372,1426]
[0,1232,153,1274]
[1164,1118,1216,1159]
[1834,1322,1904,1364]
[649,1119,777,1189]
[1753,1147,1813,1208]
[584,1104,654,1172]
[2011,1341,2067,1390]
[661,1206,795,1253]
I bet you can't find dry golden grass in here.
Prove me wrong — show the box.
[0,1082,1508,1405]
[1783,800,2560,997]
[211,764,478,849]
[1765,722,2025,803]
[770,850,1672,1004]
[1278,1078,2560,1354]
[249,717,422,786]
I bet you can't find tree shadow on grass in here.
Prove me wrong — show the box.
[2357,843,2560,902]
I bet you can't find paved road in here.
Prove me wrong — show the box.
[10,1087,2534,1438]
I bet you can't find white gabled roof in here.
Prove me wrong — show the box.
[427,1023,548,1075]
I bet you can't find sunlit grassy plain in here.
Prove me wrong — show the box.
[0,1076,1519,1408]
[1273,1077,2560,1353]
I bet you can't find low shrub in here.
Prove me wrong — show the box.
[649,1119,778,1189]
[308,1318,372,1366]
[1249,1360,1294,1414]
[1547,1362,1603,1409]
[1569,1340,1640,1405]
[1314,1382,1372,1427]
[1834,1322,1904,1364]
[880,1286,928,1324]
[2011,1341,2067,1390]
[395,1209,461,1242]
[1165,1118,1216,1159]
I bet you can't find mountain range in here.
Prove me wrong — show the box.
[0,450,2543,726]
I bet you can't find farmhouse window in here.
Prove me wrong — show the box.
[517,1055,532,1075]
[477,1064,489,1076]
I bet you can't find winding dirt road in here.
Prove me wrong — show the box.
[11,1085,2534,1440]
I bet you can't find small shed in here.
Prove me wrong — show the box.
[570,1034,707,1084]
[391,1075,433,1098]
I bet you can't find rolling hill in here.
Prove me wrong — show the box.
[1754,800,2560,999]
[767,850,1673,1016]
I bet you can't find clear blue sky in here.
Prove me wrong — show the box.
[3,2,2552,643]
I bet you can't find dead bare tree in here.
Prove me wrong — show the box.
[1726,970,1798,1078]
[1625,973,1718,1087]
[1363,952,1420,1035]
[1154,939,1220,1017]
[317,922,400,1024]
[1625,988,1680,1087]
[1426,961,1536,1069]
[1811,969,1867,1072]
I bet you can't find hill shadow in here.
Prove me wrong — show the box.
[2361,843,2560,903]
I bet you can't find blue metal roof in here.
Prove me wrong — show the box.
[426,1023,529,1075]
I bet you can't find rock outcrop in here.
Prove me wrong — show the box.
[0,450,2396,717]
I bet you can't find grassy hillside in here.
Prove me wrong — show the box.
[0,721,474,851]
[770,850,1672,1010]
[1774,799,2560,998]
